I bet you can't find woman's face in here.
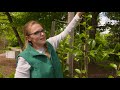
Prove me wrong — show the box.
[27,23,46,48]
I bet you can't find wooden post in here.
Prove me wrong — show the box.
[67,12,75,78]
[50,21,56,37]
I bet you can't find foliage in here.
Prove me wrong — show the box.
[104,12,120,48]
[0,12,67,47]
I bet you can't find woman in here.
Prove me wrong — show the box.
[14,12,84,78]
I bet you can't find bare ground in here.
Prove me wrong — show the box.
[88,62,116,78]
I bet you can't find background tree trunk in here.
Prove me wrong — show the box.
[5,12,24,50]
[89,12,100,39]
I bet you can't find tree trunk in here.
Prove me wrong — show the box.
[83,40,89,77]
[5,12,24,50]
[89,12,100,39]
[67,12,75,78]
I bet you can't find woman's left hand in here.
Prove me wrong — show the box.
[76,12,85,17]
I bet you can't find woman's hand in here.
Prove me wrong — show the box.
[76,12,85,17]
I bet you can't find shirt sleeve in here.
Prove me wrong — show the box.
[47,14,82,51]
[14,57,31,78]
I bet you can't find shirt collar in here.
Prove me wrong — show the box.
[26,43,45,56]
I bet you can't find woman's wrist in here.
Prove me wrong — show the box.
[77,12,85,17]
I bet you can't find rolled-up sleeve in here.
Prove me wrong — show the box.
[47,14,82,50]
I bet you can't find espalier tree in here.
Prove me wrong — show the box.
[57,12,120,78]
[57,13,93,78]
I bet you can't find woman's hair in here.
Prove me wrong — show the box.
[23,20,43,49]
[22,20,50,59]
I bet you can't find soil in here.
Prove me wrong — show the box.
[0,53,116,78]
[88,62,116,78]
[0,54,16,78]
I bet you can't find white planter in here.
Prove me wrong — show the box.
[6,51,20,59]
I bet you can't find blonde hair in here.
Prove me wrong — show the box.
[23,20,42,49]
[22,20,50,59]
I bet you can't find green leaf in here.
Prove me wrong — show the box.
[87,14,92,18]
[80,33,86,39]
[116,52,120,56]
[81,70,86,74]
[81,22,86,27]
[74,75,79,78]
[108,75,114,78]
[87,26,92,30]
[107,49,114,54]
[113,43,120,52]
[91,40,96,49]
[74,58,80,62]
[117,71,120,76]
[96,44,103,52]
[82,76,87,78]
[90,50,96,58]
[110,63,117,70]
[101,53,109,61]
[63,66,69,72]
[75,69,81,74]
